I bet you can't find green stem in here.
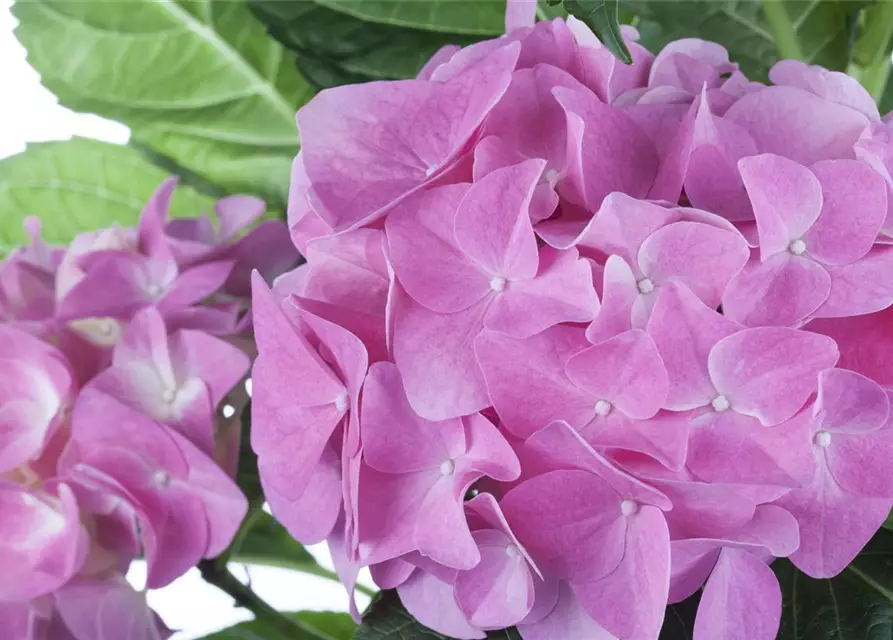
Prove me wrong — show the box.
[198,559,329,640]
[856,1,893,102]
[762,0,805,61]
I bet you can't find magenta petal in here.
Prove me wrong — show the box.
[725,86,869,165]
[157,260,233,314]
[475,325,593,438]
[485,246,599,337]
[584,410,690,471]
[386,184,490,314]
[693,548,781,640]
[455,160,543,280]
[638,221,749,308]
[299,44,519,231]
[463,413,521,482]
[398,570,485,640]
[415,478,480,570]
[573,505,670,640]
[806,160,887,265]
[827,421,893,498]
[722,252,831,327]
[708,326,838,425]
[566,330,668,420]
[738,154,823,258]
[500,470,625,583]
[392,292,490,421]
[778,462,893,578]
[807,308,893,386]
[646,282,740,410]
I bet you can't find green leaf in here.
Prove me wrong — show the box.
[235,400,263,507]
[13,0,313,208]
[564,0,632,64]
[774,527,893,638]
[626,1,866,82]
[0,138,212,255]
[353,591,518,639]
[658,592,701,639]
[201,611,355,640]
[250,1,479,88]
[311,0,506,36]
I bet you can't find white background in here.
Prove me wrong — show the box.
[0,0,373,636]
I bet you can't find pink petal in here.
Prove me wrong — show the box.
[386,184,490,314]
[299,44,520,231]
[708,326,838,425]
[415,478,481,570]
[725,86,869,165]
[687,410,818,487]
[454,160,543,280]
[818,246,893,317]
[638,221,749,307]
[581,193,679,264]
[770,59,880,121]
[583,410,690,471]
[778,462,893,578]
[554,85,659,209]
[817,368,890,434]
[586,255,638,344]
[398,570,485,640]
[500,470,625,583]
[827,420,893,498]
[474,325,592,438]
[518,581,614,640]
[806,308,893,386]
[805,159,887,264]
[738,154,823,258]
[214,194,266,242]
[573,505,670,640]
[566,330,668,420]
[693,548,781,640]
[392,291,490,421]
[646,282,741,410]
[722,252,832,327]
[156,260,233,314]
[361,362,465,474]
[485,246,599,337]
[171,329,250,409]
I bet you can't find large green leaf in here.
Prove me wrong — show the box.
[250,1,479,88]
[0,138,212,255]
[312,0,506,35]
[202,611,355,640]
[13,0,313,208]
[775,528,893,638]
[354,591,519,639]
[627,1,865,81]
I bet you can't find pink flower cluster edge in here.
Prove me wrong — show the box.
[0,183,297,638]
[256,8,893,640]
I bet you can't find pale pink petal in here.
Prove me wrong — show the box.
[770,59,880,121]
[475,325,592,438]
[693,548,781,640]
[518,581,614,640]
[708,326,838,425]
[817,368,890,434]
[415,479,481,570]
[566,330,668,420]
[398,570,485,640]
[586,255,638,344]
[818,246,893,317]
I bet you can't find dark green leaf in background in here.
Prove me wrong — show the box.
[249,1,481,89]
[626,1,866,82]
[13,0,312,208]
[564,0,632,64]
[201,611,355,640]
[774,528,893,639]
[0,138,213,255]
[313,0,506,35]
[657,592,701,640]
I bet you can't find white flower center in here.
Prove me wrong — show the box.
[161,387,177,404]
[595,400,613,416]
[146,283,163,298]
[152,470,172,489]
[544,169,560,186]
[439,460,455,476]
[334,393,348,414]
[711,395,730,412]
[505,544,520,558]
[789,239,807,256]
[98,319,115,336]
[490,276,507,293]
[620,500,638,516]
[637,278,655,294]
[814,430,832,448]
